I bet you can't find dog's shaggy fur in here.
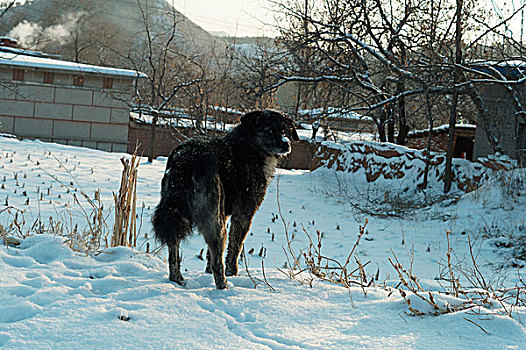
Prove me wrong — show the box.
[152,110,299,289]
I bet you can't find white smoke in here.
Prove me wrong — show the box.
[7,12,85,49]
[7,20,41,48]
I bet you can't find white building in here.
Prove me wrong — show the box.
[0,39,144,152]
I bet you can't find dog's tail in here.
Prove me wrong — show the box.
[152,195,192,246]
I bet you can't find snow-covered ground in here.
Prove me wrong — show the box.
[0,135,525,349]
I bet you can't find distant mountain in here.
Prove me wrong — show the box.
[96,0,226,55]
[1,0,227,63]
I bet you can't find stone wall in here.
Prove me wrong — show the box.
[311,141,517,193]
[0,68,132,152]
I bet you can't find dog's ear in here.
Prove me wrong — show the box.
[288,120,300,141]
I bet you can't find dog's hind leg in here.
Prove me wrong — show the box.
[225,214,254,276]
[168,240,185,286]
[194,174,228,289]
[203,226,228,289]
[152,200,191,286]
[205,249,212,274]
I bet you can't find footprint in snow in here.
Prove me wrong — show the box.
[0,301,41,323]
[3,285,37,298]
[0,333,10,347]
[21,273,53,289]
[113,285,164,301]
[1,255,36,268]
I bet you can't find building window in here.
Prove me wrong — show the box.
[43,71,54,84]
[73,75,84,87]
[103,77,113,89]
[13,68,24,81]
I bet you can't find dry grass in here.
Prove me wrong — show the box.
[111,153,140,248]
[388,229,526,322]
[275,175,526,331]
[1,148,142,255]
[276,174,372,304]
[280,212,526,329]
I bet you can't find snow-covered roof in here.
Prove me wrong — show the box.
[208,105,243,115]
[299,107,373,121]
[0,46,57,58]
[408,123,476,136]
[472,60,526,68]
[0,51,147,78]
[469,60,526,79]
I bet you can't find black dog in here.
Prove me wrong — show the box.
[152,110,299,289]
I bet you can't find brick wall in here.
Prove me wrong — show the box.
[128,121,184,157]
[0,67,131,153]
[128,120,224,158]
[279,140,318,170]
[128,120,317,170]
[406,126,476,160]
[406,134,448,152]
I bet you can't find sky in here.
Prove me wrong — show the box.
[172,0,279,37]
[172,0,526,40]
[5,0,526,39]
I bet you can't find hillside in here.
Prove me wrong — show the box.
[0,0,226,63]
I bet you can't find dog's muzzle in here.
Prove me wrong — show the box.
[276,136,291,156]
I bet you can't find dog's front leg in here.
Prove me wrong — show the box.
[225,214,255,276]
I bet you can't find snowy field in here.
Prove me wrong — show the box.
[0,135,525,349]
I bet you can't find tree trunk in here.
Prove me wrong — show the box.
[148,113,158,163]
[377,109,387,142]
[377,119,386,142]
[387,112,395,143]
[444,0,463,193]
[396,46,409,145]
[444,95,457,193]
[422,92,433,189]
[396,96,409,145]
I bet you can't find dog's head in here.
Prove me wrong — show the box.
[241,110,300,156]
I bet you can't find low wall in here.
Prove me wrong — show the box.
[279,140,318,170]
[128,120,317,170]
[311,141,516,193]
[127,120,224,158]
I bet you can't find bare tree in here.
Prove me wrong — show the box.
[233,40,284,111]
[0,1,14,19]
[273,0,525,192]
[0,1,15,92]
[132,0,205,162]
[271,0,431,142]
[444,0,463,193]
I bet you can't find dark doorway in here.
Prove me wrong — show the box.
[454,136,474,160]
